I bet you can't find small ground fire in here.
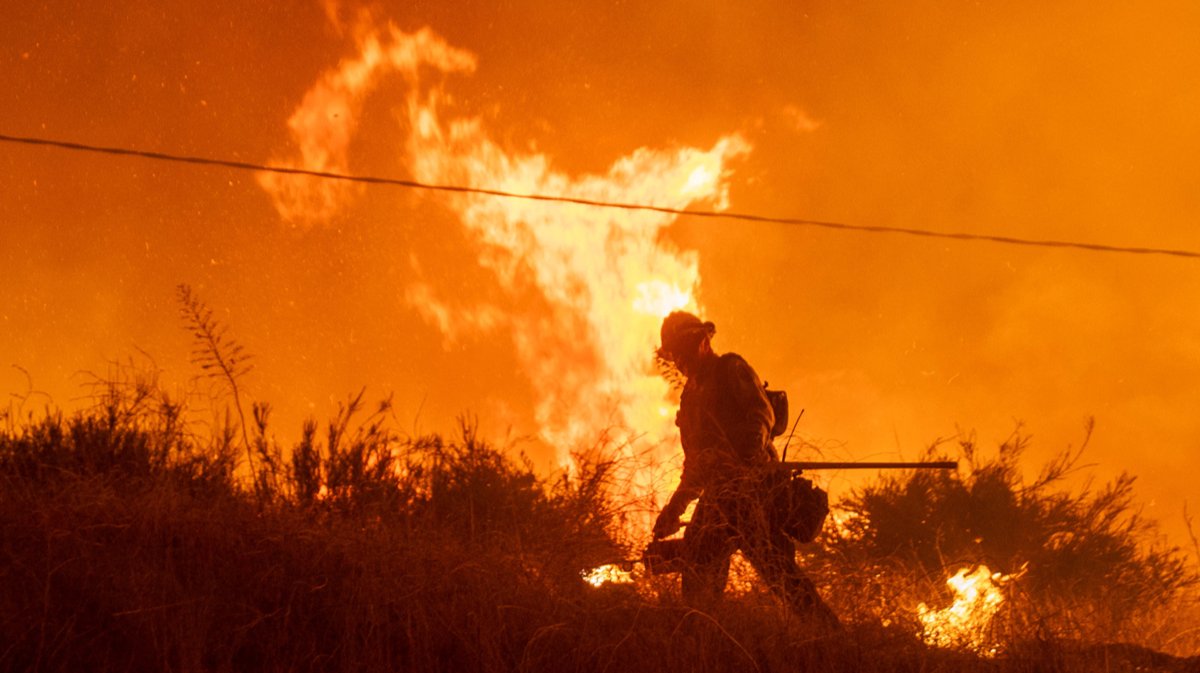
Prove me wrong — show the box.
[918,564,1025,656]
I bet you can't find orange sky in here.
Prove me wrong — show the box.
[3,0,1200,546]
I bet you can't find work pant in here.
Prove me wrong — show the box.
[681,488,840,629]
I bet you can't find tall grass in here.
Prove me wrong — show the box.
[2,379,1197,672]
[0,379,625,673]
[2,292,1197,673]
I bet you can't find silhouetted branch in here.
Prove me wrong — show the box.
[177,283,256,482]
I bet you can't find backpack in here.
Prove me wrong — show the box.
[761,383,829,543]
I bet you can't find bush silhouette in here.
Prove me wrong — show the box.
[821,428,1197,644]
[3,368,1197,671]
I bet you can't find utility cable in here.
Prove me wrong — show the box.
[3,131,1198,260]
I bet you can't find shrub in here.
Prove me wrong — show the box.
[0,380,635,672]
[4,360,1197,670]
[817,427,1198,647]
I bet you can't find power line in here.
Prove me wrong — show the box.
[3,131,1199,260]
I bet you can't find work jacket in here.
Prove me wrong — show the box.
[673,352,777,505]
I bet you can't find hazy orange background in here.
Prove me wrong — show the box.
[3,1,1199,546]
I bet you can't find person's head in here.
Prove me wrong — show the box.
[658,311,716,374]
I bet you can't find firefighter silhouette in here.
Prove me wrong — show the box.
[654,311,839,628]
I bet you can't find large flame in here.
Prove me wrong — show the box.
[260,24,750,513]
[917,564,1022,656]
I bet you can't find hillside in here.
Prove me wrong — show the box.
[1,373,1197,672]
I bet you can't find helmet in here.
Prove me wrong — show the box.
[659,311,716,361]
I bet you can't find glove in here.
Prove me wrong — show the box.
[652,507,683,540]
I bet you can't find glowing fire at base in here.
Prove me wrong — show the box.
[917,564,1022,656]
[581,564,635,588]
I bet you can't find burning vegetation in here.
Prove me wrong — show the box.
[817,430,1198,647]
[2,347,1197,671]
[917,564,1024,656]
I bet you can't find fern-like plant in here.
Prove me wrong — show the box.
[176,284,256,479]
